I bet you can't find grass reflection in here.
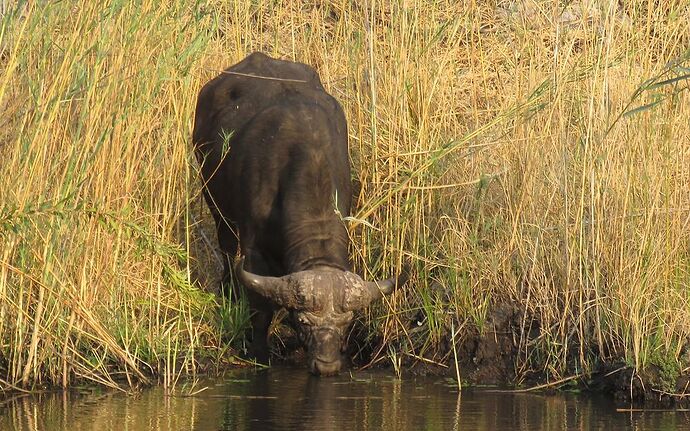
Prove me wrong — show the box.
[2,369,690,430]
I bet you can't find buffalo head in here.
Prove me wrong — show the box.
[235,257,406,376]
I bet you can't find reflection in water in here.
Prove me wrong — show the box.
[1,368,689,430]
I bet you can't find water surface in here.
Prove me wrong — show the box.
[1,367,688,430]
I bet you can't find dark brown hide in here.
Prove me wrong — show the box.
[192,52,402,376]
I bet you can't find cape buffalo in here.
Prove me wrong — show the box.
[192,52,405,376]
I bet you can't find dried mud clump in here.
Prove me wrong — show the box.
[456,304,522,385]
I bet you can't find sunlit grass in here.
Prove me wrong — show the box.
[1,0,689,390]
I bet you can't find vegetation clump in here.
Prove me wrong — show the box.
[0,0,688,396]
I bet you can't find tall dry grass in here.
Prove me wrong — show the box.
[1,0,689,390]
[0,0,224,390]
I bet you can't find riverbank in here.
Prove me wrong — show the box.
[272,303,690,408]
[1,0,689,401]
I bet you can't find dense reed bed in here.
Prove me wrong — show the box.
[1,0,689,391]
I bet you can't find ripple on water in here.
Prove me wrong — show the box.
[1,368,689,430]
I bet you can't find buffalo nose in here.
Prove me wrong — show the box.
[311,358,342,376]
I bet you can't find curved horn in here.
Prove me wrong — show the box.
[234,256,293,307]
[365,271,406,300]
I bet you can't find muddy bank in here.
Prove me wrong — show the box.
[271,303,690,408]
[416,304,690,408]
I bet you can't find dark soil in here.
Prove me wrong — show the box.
[270,303,690,408]
[587,364,690,408]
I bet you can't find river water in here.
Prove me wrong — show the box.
[1,367,688,430]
